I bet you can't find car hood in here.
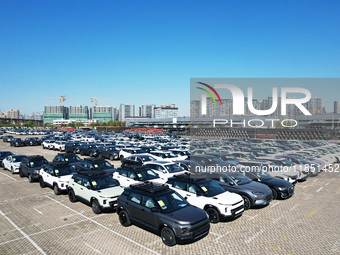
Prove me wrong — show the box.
[261,178,292,189]
[166,205,208,224]
[214,191,243,204]
[236,181,272,193]
[96,186,124,197]
[57,175,73,182]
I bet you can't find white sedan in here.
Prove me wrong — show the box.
[3,155,26,174]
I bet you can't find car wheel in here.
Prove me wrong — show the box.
[54,184,61,195]
[39,177,46,188]
[242,195,251,210]
[271,188,278,200]
[68,189,77,202]
[73,149,77,154]
[110,155,114,161]
[90,152,94,157]
[60,148,63,152]
[3,164,6,170]
[206,207,220,223]
[98,153,103,159]
[91,199,102,214]
[28,174,34,183]
[119,210,131,227]
[10,167,14,174]
[120,155,124,160]
[160,227,176,246]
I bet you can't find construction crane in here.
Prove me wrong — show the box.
[41,94,70,106]
[90,97,112,106]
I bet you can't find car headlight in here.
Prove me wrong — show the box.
[278,187,286,191]
[181,227,188,234]
[251,191,264,196]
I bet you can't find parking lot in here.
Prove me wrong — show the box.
[0,136,340,255]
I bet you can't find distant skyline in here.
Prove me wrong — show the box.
[1,0,340,116]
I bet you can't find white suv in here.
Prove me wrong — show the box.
[166,174,244,223]
[68,171,124,214]
[144,161,188,180]
[39,163,77,195]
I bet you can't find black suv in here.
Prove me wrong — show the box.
[76,158,116,175]
[117,182,210,246]
[52,153,83,167]
[10,138,25,147]
[19,155,49,182]
[24,137,40,146]
[97,146,120,160]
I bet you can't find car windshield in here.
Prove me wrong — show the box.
[163,152,177,158]
[91,175,119,190]
[30,158,48,168]
[12,156,25,162]
[54,166,77,176]
[253,171,272,180]
[140,155,155,162]
[155,191,188,213]
[198,180,225,197]
[164,164,184,173]
[226,172,252,185]
[91,161,113,170]
[135,169,159,181]
[220,155,237,161]
[64,155,81,162]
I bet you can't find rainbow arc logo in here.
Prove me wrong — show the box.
[196,82,222,106]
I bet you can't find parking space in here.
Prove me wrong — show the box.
[0,138,340,254]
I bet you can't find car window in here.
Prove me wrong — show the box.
[188,184,199,194]
[83,178,91,188]
[129,192,142,204]
[142,195,156,209]
[173,181,186,190]
[129,172,137,180]
[120,169,128,177]
[74,176,82,185]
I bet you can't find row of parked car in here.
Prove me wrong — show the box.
[0,131,339,246]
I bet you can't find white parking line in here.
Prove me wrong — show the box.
[246,214,259,221]
[272,215,284,223]
[0,210,46,255]
[34,208,43,215]
[270,201,280,208]
[214,231,230,243]
[245,230,264,244]
[84,242,102,254]
[45,195,160,255]
[316,187,324,192]
[0,172,17,181]
[302,185,309,189]
[289,204,299,211]
[65,229,103,242]
[325,182,330,186]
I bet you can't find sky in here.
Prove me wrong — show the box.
[0,0,339,116]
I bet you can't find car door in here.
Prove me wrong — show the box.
[115,169,129,186]
[80,178,92,203]
[3,156,10,169]
[138,195,158,231]
[71,176,83,197]
[171,180,188,199]
[45,167,55,186]
[126,192,143,222]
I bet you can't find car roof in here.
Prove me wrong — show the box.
[128,182,170,194]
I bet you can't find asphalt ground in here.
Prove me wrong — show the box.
[0,135,340,255]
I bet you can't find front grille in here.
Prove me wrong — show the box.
[231,205,244,216]
[192,221,210,240]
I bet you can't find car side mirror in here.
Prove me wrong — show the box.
[229,182,235,186]
[162,170,167,173]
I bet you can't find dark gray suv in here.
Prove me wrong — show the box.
[117,182,210,246]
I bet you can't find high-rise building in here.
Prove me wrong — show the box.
[69,106,89,120]
[43,106,68,124]
[334,101,340,114]
[305,97,323,115]
[6,109,20,119]
[112,107,119,121]
[91,106,113,122]
[139,104,155,118]
[154,104,178,119]
[119,104,135,122]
